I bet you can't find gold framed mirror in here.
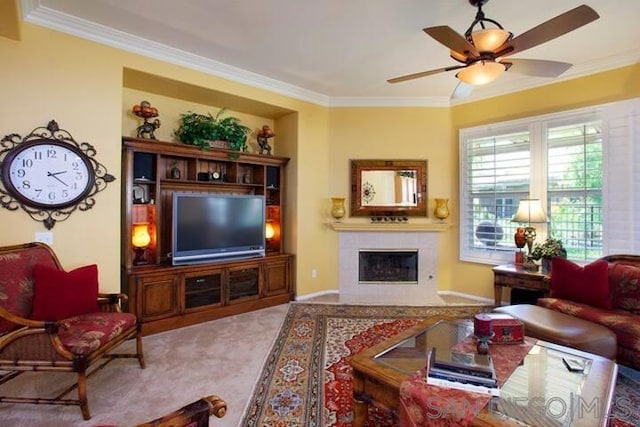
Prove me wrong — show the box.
[350,159,428,217]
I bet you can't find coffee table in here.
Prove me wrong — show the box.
[348,316,618,427]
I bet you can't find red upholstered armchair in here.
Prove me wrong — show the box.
[0,242,145,420]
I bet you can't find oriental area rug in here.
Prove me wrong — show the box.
[240,303,640,427]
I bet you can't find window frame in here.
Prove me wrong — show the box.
[459,108,604,265]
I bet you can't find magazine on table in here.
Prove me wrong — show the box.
[426,347,500,396]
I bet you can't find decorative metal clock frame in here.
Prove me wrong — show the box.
[0,120,116,229]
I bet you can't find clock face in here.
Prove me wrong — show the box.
[3,140,94,208]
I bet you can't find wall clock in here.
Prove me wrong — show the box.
[0,120,115,229]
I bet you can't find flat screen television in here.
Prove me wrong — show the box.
[171,192,265,265]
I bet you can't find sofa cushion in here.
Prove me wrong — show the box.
[59,312,137,355]
[550,258,611,309]
[30,264,99,321]
[608,263,640,314]
[0,246,58,335]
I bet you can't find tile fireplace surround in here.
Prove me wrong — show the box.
[331,223,448,305]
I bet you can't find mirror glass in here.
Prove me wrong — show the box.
[350,159,428,217]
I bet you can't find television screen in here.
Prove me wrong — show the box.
[172,193,265,265]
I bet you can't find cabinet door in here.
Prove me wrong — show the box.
[228,265,260,302]
[184,270,223,312]
[264,259,290,296]
[136,274,179,321]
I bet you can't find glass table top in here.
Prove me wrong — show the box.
[374,319,594,426]
[375,318,474,375]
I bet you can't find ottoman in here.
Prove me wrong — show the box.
[494,304,617,359]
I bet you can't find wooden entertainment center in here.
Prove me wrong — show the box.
[121,137,294,335]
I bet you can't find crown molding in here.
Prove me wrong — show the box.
[21,0,640,109]
[20,0,331,106]
[329,96,451,108]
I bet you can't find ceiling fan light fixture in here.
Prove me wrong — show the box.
[456,61,505,85]
[471,28,511,52]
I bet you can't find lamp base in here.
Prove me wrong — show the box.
[133,247,149,265]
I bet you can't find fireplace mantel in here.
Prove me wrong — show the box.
[329,222,451,232]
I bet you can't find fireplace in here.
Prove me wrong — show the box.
[336,229,445,305]
[359,250,418,284]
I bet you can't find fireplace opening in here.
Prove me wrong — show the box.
[358,249,418,284]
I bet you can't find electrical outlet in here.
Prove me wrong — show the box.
[35,231,53,245]
[311,269,317,279]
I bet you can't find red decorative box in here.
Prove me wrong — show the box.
[487,314,525,344]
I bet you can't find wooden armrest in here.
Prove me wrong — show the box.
[0,305,46,328]
[98,292,128,303]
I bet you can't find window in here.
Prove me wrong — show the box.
[460,111,603,264]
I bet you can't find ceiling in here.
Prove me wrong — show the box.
[22,0,640,106]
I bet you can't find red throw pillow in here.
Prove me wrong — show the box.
[550,258,611,309]
[30,264,99,321]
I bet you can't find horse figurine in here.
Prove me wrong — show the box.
[137,119,161,140]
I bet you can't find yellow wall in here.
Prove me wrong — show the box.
[326,107,457,290]
[1,16,638,300]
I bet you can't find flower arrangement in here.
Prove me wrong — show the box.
[528,237,567,261]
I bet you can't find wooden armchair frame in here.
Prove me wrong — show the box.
[0,242,145,420]
[136,395,227,427]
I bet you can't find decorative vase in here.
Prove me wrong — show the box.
[170,166,181,180]
[541,257,552,274]
[330,197,346,222]
[434,198,450,221]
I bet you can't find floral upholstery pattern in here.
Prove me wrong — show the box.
[59,312,138,355]
[0,246,58,335]
[609,263,640,314]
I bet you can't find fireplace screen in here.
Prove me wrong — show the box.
[358,250,418,284]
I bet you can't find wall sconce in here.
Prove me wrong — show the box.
[265,221,275,241]
[132,223,151,265]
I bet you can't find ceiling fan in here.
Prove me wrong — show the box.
[388,0,599,98]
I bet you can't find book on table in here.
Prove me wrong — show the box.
[426,347,500,396]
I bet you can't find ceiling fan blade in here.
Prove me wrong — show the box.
[499,5,599,57]
[387,65,463,84]
[451,81,474,99]
[423,26,478,59]
[504,59,573,77]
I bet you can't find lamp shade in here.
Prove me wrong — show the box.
[471,28,511,52]
[132,223,151,248]
[512,199,548,224]
[456,61,506,85]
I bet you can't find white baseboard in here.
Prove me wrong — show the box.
[438,290,495,304]
[295,290,339,301]
[297,290,498,305]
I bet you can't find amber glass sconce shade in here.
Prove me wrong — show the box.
[265,221,275,240]
[132,223,151,265]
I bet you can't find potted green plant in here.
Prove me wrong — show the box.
[174,108,250,158]
[528,237,567,273]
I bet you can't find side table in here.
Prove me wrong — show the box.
[492,263,549,306]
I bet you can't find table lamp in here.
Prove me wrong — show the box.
[511,199,548,255]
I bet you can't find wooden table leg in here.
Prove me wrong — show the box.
[494,284,502,306]
[352,371,367,427]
